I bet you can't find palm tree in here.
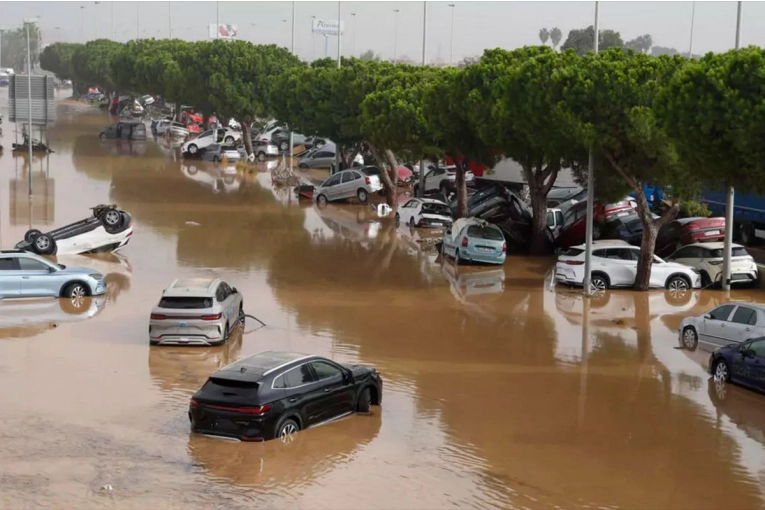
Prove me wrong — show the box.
[550,27,563,51]
[539,28,550,46]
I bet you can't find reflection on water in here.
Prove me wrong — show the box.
[0,296,105,339]
[1,102,765,509]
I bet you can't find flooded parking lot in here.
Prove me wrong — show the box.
[2,99,765,509]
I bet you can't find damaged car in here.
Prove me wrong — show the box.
[395,198,452,228]
[15,205,133,256]
[441,218,507,266]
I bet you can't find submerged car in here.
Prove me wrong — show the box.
[15,205,133,256]
[182,128,241,156]
[100,121,147,141]
[202,144,242,163]
[396,198,452,228]
[314,169,383,205]
[709,336,765,395]
[441,218,507,265]
[189,351,383,441]
[679,303,765,351]
[0,250,106,299]
[149,278,243,346]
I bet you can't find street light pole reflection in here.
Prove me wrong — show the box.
[578,294,590,431]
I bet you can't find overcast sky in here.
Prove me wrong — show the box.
[1,1,762,64]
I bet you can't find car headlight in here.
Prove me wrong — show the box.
[89,273,104,280]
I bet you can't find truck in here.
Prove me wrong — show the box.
[702,190,765,245]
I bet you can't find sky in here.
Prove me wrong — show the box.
[0,1,762,64]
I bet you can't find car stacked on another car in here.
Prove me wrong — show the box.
[314,169,383,205]
[189,351,383,442]
[396,198,452,228]
[555,240,702,291]
[415,165,475,195]
[666,242,758,287]
[0,250,106,299]
[182,128,242,156]
[655,217,727,258]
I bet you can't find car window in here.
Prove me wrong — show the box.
[606,248,636,261]
[422,203,450,216]
[748,339,765,357]
[732,306,757,326]
[310,361,343,381]
[314,151,333,159]
[708,304,735,321]
[592,249,608,258]
[403,200,416,208]
[0,258,16,270]
[708,247,750,258]
[200,130,213,139]
[672,247,695,259]
[281,364,317,388]
[18,258,50,271]
[341,172,356,184]
[466,225,504,241]
[215,285,226,302]
[324,174,341,186]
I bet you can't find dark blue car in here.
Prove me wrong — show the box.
[708,337,765,393]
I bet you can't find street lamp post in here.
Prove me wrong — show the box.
[311,15,316,61]
[393,9,400,63]
[419,1,428,197]
[0,28,5,69]
[337,1,342,68]
[289,2,295,173]
[80,5,85,42]
[216,1,220,39]
[583,1,599,295]
[688,1,696,58]
[351,12,356,57]
[448,4,455,65]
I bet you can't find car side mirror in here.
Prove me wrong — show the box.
[343,370,355,384]
[744,348,756,358]
[48,266,57,273]
[232,287,238,294]
[703,313,711,320]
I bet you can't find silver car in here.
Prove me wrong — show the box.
[149,278,243,346]
[314,169,383,205]
[0,250,106,299]
[203,143,241,163]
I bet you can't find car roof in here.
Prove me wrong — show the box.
[163,278,221,297]
[214,351,315,382]
[571,240,632,249]
[683,242,742,249]
[419,198,448,205]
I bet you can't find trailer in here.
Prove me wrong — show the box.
[702,190,765,245]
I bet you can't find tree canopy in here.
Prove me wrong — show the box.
[40,42,82,81]
[561,26,623,56]
[71,39,124,93]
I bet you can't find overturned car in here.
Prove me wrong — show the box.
[15,205,133,256]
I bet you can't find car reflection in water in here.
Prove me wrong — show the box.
[708,378,765,449]
[314,204,382,243]
[54,253,132,303]
[187,407,381,489]
[148,329,243,394]
[442,263,505,305]
[396,223,443,284]
[0,295,106,339]
[181,164,241,194]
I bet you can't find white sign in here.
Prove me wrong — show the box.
[312,19,344,35]
[209,24,238,39]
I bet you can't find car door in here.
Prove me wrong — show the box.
[0,257,23,298]
[197,130,214,149]
[276,363,326,426]
[699,304,737,347]
[17,257,55,297]
[338,171,357,200]
[741,339,765,391]
[216,282,237,326]
[399,199,417,224]
[425,168,444,191]
[321,173,342,200]
[309,360,356,418]
[311,150,335,168]
[609,248,639,286]
[727,305,759,343]
[666,246,702,270]
[649,254,674,288]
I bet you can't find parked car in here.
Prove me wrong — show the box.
[153,119,189,138]
[0,250,106,299]
[547,186,587,209]
[708,338,765,396]
[253,139,279,160]
[655,217,727,258]
[314,169,383,205]
[140,94,155,106]
[547,208,565,238]
[99,121,147,141]
[555,241,702,291]
[360,165,413,186]
[600,210,644,245]
[396,198,453,228]
[556,199,635,248]
[189,351,383,441]
[149,278,243,346]
[441,218,507,266]
[415,165,475,195]
[272,130,307,151]
[680,303,765,351]
[298,143,363,169]
[666,242,758,287]
[182,128,241,156]
[14,205,133,256]
[203,144,242,163]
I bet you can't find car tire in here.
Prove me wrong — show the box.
[455,249,463,265]
[357,387,372,413]
[408,216,416,228]
[357,189,369,203]
[33,234,55,255]
[395,213,400,227]
[681,326,698,351]
[222,322,230,344]
[316,194,328,208]
[666,275,690,292]
[700,271,712,288]
[212,155,219,162]
[24,229,42,243]
[63,282,89,300]
[276,417,300,442]
[102,209,124,234]
[258,151,266,161]
[713,359,731,383]
[590,273,609,292]
[238,304,245,325]
[188,144,198,155]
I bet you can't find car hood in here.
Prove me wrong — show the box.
[663,261,694,271]
[421,213,452,222]
[57,265,99,275]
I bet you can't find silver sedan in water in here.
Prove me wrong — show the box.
[0,250,106,299]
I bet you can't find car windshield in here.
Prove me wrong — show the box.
[562,247,585,257]
[709,247,750,258]
[467,225,503,240]
[158,296,212,309]
[422,203,450,216]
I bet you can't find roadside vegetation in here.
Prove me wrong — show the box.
[39,39,765,290]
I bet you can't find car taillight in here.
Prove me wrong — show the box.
[151,313,166,320]
[220,147,225,154]
[365,177,371,185]
[564,260,585,265]
[502,242,507,253]
[462,237,468,247]
[202,313,222,321]
[189,398,199,408]
[207,404,272,415]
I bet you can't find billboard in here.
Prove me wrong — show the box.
[8,75,56,125]
[312,19,345,35]
[209,24,238,39]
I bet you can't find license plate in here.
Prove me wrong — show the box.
[705,230,720,236]
[617,211,630,217]
[178,322,187,327]
[478,247,493,252]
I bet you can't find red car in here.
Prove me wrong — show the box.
[186,124,201,135]
[557,199,635,248]
[181,110,204,125]
[445,156,487,177]
[655,216,726,258]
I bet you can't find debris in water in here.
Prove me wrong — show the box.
[376,203,392,217]
[185,221,201,226]
[101,485,113,491]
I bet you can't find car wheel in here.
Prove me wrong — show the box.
[33,234,55,255]
[188,144,198,155]
[258,151,266,161]
[714,359,730,383]
[408,216,416,228]
[24,229,42,243]
[103,208,122,227]
[590,273,609,292]
[225,136,234,144]
[276,417,300,442]
[395,213,400,227]
[700,271,712,288]
[238,304,245,325]
[357,189,369,203]
[682,326,698,351]
[357,387,372,413]
[63,282,88,299]
[298,163,309,169]
[455,249,463,265]
[666,275,690,292]
[316,194,328,208]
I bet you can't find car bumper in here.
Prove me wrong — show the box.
[92,279,107,296]
[149,321,226,345]
[713,269,758,285]
[189,406,271,441]
[462,250,506,265]
[417,218,452,228]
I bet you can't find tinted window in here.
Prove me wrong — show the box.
[341,172,356,184]
[314,151,333,159]
[708,247,750,258]
[592,249,608,258]
[563,248,584,257]
[422,203,450,216]
[0,258,16,270]
[403,200,416,208]
[361,166,380,176]
[200,130,213,138]
[311,361,343,380]
[466,225,504,241]
[282,364,317,388]
[672,247,697,259]
[606,248,636,261]
[732,306,757,326]
[18,258,49,271]
[708,304,735,321]
[749,339,765,357]
[158,296,212,309]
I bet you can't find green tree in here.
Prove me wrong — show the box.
[71,39,124,95]
[359,49,381,61]
[1,25,41,72]
[561,26,623,56]
[651,46,680,57]
[539,28,550,45]
[626,34,653,54]
[555,49,692,290]
[550,27,563,51]
[110,39,194,103]
[40,42,82,92]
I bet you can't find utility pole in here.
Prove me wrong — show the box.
[94,2,100,39]
[25,20,36,198]
[168,1,172,38]
[722,0,743,292]
[583,0,599,295]
[0,29,4,69]
[337,1,341,68]
[311,15,316,61]
[688,1,696,58]
[419,1,427,198]
[351,12,356,57]
[393,9,400,63]
[111,1,114,39]
[448,4,455,65]
[80,5,85,42]
[136,3,139,39]
[289,1,295,174]
[216,1,220,39]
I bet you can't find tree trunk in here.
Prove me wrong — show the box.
[454,160,469,218]
[347,142,361,168]
[522,161,558,256]
[338,145,347,170]
[241,122,254,157]
[382,149,400,209]
[367,142,397,207]
[634,221,658,291]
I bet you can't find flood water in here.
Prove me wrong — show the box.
[2,97,765,509]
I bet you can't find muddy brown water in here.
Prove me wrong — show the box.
[2,97,765,509]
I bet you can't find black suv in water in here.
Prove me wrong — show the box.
[189,351,383,441]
